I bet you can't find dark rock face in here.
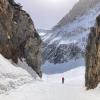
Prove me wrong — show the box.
[0,0,42,77]
[43,42,83,64]
[85,15,100,89]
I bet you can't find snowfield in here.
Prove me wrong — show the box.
[0,54,100,100]
[0,55,34,94]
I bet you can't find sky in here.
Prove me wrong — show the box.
[15,0,79,29]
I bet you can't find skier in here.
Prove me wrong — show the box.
[62,77,64,84]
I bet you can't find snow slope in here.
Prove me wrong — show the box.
[0,54,35,94]
[0,67,85,100]
[0,64,100,100]
[0,55,100,100]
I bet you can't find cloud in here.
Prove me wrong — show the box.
[15,0,78,29]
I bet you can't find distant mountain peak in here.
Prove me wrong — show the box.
[54,0,100,29]
[39,0,100,64]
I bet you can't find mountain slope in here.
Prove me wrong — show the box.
[39,0,100,64]
[54,0,100,28]
[0,54,35,94]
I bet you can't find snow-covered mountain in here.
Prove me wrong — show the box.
[55,0,100,28]
[39,0,100,64]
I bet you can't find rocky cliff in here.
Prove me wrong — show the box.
[85,15,100,89]
[0,0,42,77]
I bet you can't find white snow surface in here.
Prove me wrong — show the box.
[0,54,100,100]
[0,55,36,94]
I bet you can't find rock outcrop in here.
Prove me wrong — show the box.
[43,43,82,64]
[85,15,100,89]
[0,0,42,77]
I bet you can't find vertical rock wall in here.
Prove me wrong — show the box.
[0,0,42,77]
[85,15,100,89]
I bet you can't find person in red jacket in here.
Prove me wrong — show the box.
[62,77,64,84]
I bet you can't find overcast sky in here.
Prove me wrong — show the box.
[15,0,79,29]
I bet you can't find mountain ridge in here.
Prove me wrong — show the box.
[54,0,100,29]
[39,0,100,64]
